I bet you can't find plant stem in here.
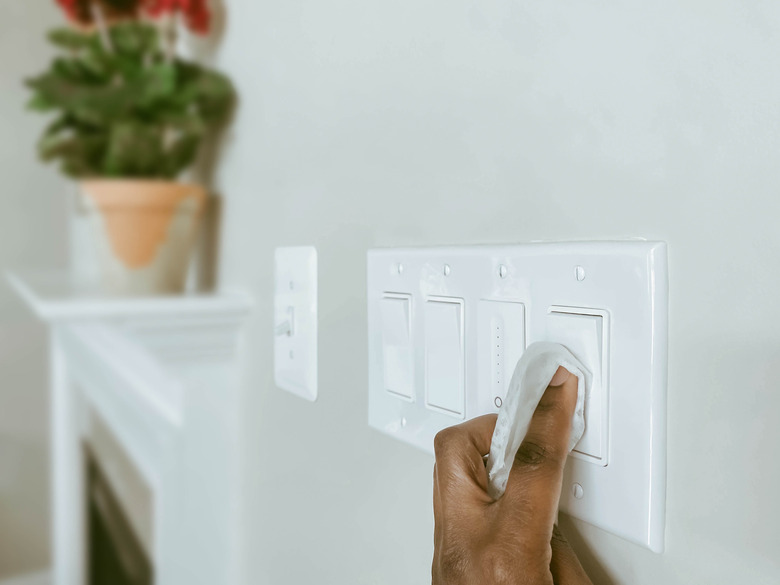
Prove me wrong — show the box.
[164,13,179,64]
[90,1,114,53]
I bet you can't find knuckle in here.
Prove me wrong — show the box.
[484,555,515,585]
[536,391,570,417]
[433,426,461,459]
[482,546,536,585]
[433,429,450,458]
[514,440,563,468]
[535,394,564,413]
[436,542,552,585]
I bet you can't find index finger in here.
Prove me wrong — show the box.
[433,414,497,498]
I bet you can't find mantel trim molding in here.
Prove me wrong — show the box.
[7,272,252,585]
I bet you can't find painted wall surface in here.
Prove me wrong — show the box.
[0,2,68,579]
[213,1,780,584]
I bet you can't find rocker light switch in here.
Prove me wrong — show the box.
[380,294,414,400]
[424,298,465,417]
[547,308,609,465]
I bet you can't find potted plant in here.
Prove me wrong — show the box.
[26,0,235,295]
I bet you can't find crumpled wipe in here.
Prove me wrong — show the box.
[486,342,589,500]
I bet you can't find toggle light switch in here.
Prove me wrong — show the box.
[424,297,465,417]
[380,294,414,400]
[275,306,295,337]
[274,246,318,401]
[547,307,609,465]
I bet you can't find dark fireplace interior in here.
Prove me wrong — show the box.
[86,447,153,585]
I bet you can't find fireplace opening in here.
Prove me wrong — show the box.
[86,447,153,585]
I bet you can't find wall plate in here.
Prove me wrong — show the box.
[274,247,318,401]
[367,241,668,552]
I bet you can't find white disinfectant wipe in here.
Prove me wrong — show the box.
[486,342,590,501]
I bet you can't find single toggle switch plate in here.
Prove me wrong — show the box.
[367,241,668,552]
[274,246,318,401]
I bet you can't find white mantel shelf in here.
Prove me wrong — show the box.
[7,270,252,322]
[7,271,253,585]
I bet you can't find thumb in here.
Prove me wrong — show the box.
[502,367,579,531]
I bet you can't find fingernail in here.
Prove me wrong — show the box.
[549,366,570,387]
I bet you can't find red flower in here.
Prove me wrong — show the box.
[55,0,143,26]
[54,0,212,35]
[144,0,211,34]
[56,0,93,24]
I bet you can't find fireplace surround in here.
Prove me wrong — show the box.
[86,444,152,585]
[8,272,252,585]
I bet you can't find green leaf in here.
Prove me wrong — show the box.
[79,52,110,80]
[138,64,178,105]
[111,22,159,57]
[163,133,201,177]
[104,123,164,177]
[39,134,73,162]
[47,28,93,51]
[51,57,82,81]
[26,94,54,112]
[43,114,73,138]
[38,131,106,178]
[175,64,235,123]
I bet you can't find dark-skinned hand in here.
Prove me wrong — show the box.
[432,367,594,585]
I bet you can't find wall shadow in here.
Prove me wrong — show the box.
[183,0,231,293]
[193,194,222,292]
[558,514,618,585]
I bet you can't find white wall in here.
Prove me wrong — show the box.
[213,1,780,584]
[0,2,68,578]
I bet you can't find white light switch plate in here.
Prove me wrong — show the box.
[367,241,668,552]
[275,247,318,401]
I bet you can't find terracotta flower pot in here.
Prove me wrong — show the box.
[80,180,207,296]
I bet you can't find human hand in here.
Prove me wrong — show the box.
[432,367,593,585]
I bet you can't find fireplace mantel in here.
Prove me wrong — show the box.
[7,272,253,585]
